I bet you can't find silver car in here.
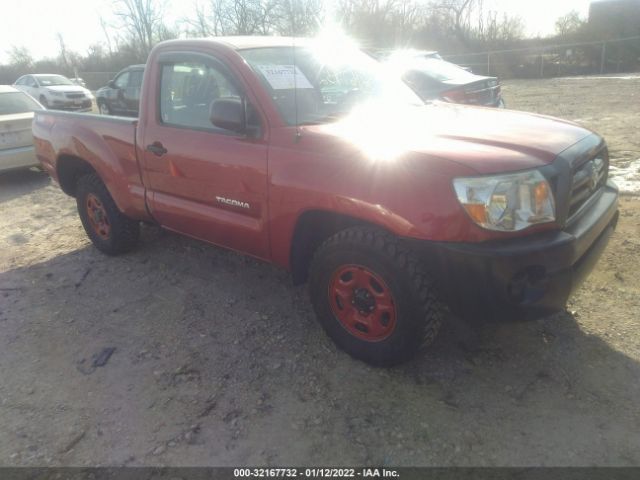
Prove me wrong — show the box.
[0,85,43,172]
[13,74,94,111]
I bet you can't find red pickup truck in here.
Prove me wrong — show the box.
[33,37,619,366]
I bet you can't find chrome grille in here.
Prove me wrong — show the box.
[65,93,84,99]
[568,151,608,217]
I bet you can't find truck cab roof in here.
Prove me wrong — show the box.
[158,36,312,51]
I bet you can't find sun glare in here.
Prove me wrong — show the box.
[325,101,424,163]
[312,22,362,67]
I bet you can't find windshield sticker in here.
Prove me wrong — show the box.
[256,65,314,90]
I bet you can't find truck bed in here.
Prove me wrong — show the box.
[33,110,149,220]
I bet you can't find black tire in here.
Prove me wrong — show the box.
[98,101,111,115]
[76,173,139,255]
[309,226,443,366]
[39,96,48,108]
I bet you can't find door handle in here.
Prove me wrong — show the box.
[146,142,167,157]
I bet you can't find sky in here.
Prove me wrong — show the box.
[0,0,594,64]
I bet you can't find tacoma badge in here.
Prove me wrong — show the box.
[215,196,250,209]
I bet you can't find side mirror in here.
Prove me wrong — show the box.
[210,98,245,133]
[108,80,116,88]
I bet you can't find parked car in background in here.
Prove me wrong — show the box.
[369,48,443,62]
[95,65,144,116]
[13,74,93,111]
[387,51,504,107]
[0,85,43,172]
[70,77,87,88]
[404,50,443,61]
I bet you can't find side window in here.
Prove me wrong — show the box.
[129,70,144,88]
[15,77,25,85]
[160,60,241,132]
[114,72,129,89]
[26,77,37,87]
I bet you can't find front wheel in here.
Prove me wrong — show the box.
[98,102,111,115]
[76,173,139,255]
[309,227,443,366]
[39,96,48,109]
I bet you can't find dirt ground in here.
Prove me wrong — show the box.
[0,76,639,467]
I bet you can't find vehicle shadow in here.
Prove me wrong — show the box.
[0,168,50,204]
[0,228,638,466]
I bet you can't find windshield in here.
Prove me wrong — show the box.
[0,92,42,114]
[412,58,476,82]
[36,75,74,87]
[240,45,423,126]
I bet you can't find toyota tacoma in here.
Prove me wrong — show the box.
[33,37,619,366]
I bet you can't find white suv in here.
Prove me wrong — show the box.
[13,74,94,111]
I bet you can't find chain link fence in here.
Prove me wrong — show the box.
[442,36,640,79]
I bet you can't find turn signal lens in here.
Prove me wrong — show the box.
[462,203,488,224]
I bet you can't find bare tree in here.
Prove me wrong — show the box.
[114,0,170,58]
[394,0,422,40]
[337,0,424,46]
[56,33,70,70]
[273,0,324,35]
[429,0,474,46]
[186,1,221,36]
[555,10,586,38]
[219,0,278,35]
[427,0,523,49]
[186,0,322,37]
[100,17,115,56]
[8,46,33,68]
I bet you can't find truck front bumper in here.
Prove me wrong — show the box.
[406,180,619,320]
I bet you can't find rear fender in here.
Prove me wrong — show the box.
[50,118,149,220]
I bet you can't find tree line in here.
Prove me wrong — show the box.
[1,0,638,87]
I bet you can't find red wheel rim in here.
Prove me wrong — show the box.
[86,193,111,240]
[328,264,397,342]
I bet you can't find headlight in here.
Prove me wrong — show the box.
[453,169,555,231]
[48,90,63,97]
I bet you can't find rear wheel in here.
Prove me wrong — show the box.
[309,227,443,366]
[76,173,139,255]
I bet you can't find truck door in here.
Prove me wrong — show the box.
[140,51,270,260]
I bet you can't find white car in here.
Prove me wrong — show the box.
[13,74,94,111]
[0,85,43,172]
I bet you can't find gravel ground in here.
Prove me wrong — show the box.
[0,76,639,467]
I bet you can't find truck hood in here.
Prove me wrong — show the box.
[317,102,594,174]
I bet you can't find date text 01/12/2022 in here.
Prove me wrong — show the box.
[233,468,399,477]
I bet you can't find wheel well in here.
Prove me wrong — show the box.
[57,155,97,197]
[290,211,384,285]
